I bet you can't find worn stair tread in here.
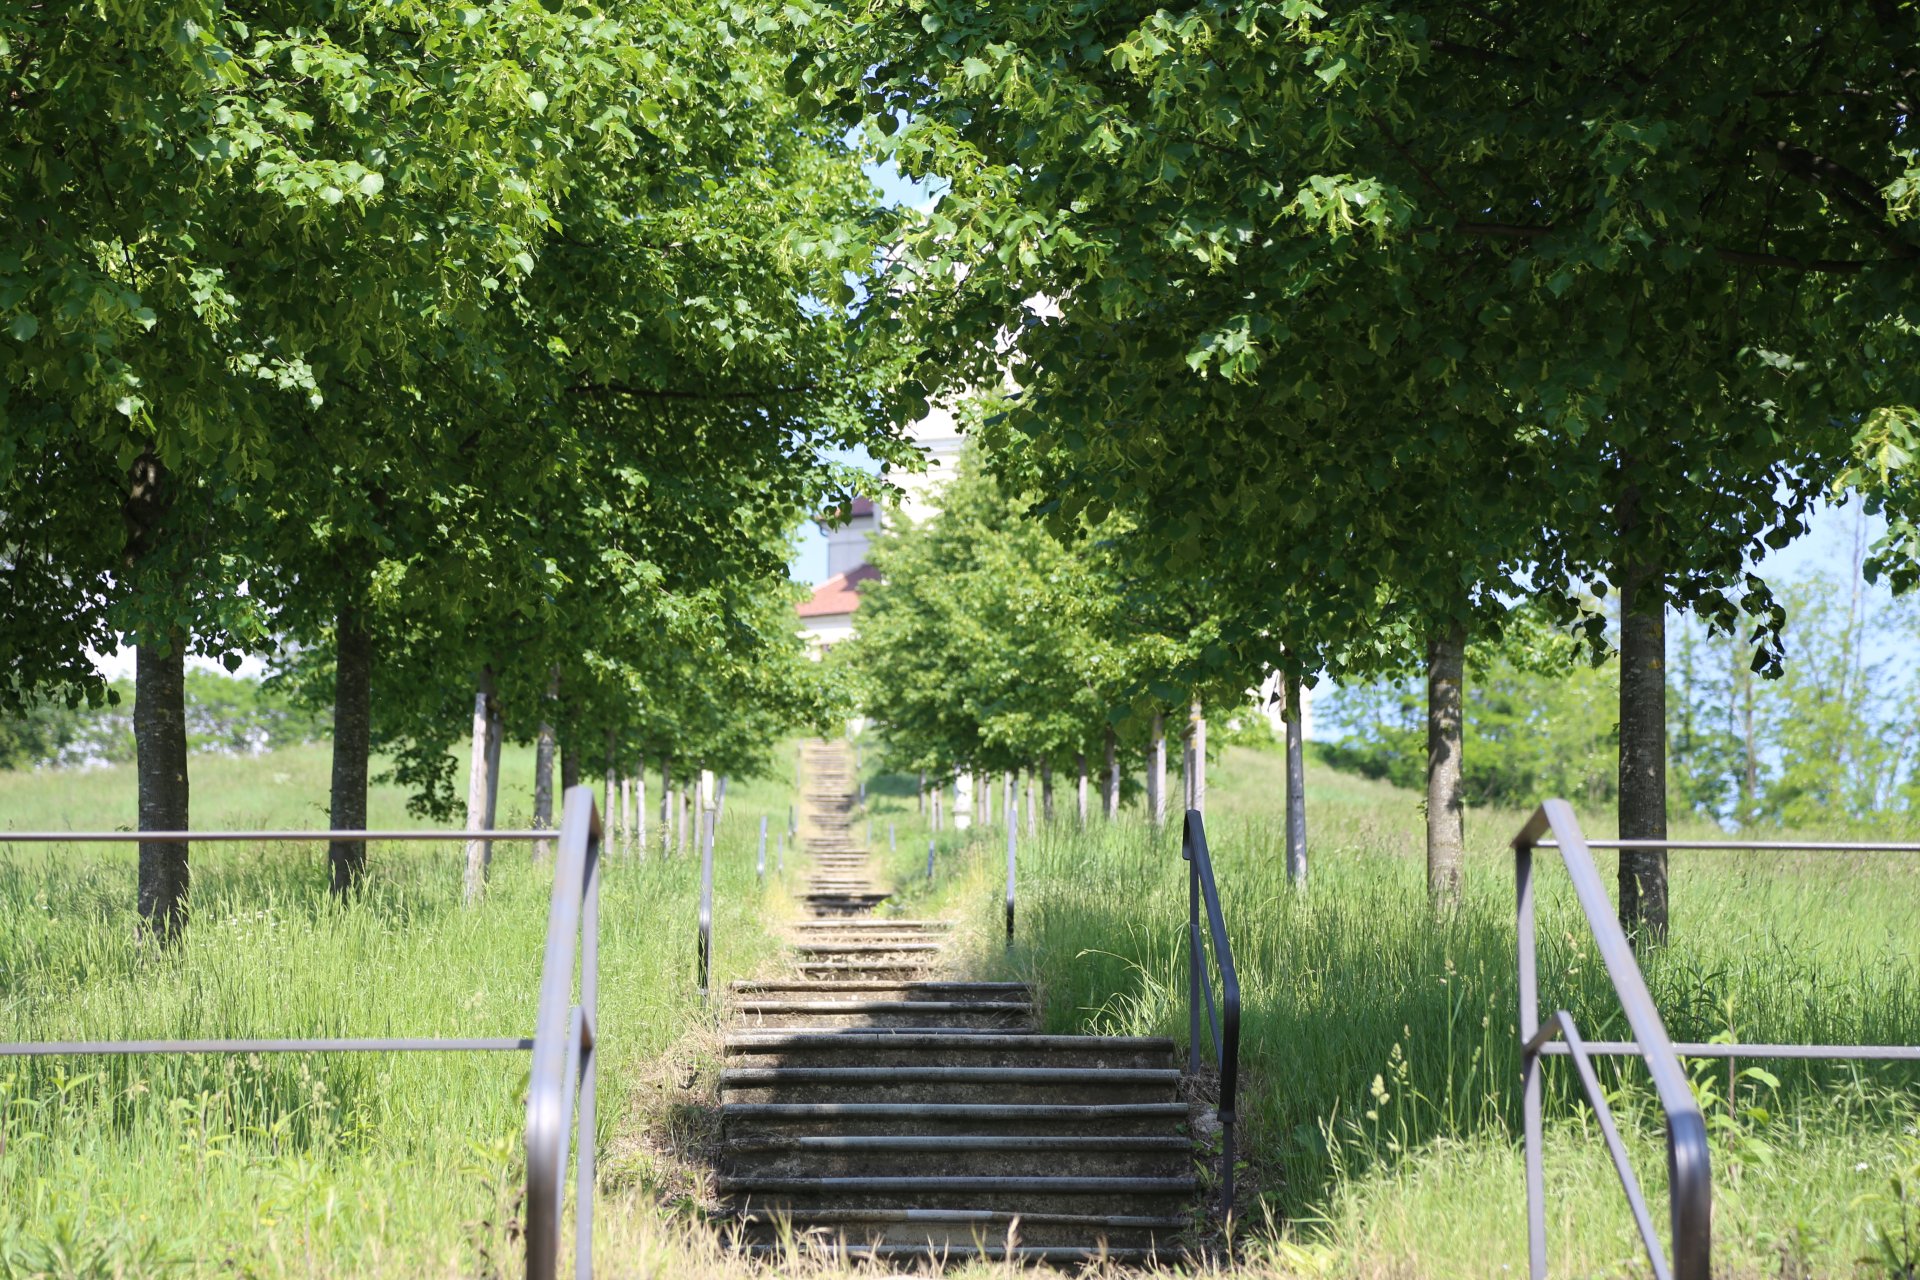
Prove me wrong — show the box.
[741,1244,1171,1262]
[729,990,1029,997]
[722,1103,1189,1120]
[726,1033,1170,1052]
[721,1066,1178,1085]
[742,1208,1188,1229]
[728,1135,1191,1152]
[721,1175,1197,1193]
[731,1001,1029,1016]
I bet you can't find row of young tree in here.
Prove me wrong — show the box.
[803,1,1920,939]
[2,2,898,938]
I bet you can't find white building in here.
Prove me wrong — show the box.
[796,410,965,657]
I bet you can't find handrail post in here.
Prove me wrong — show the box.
[1184,815,1201,1077]
[1004,777,1017,945]
[1515,824,1547,1279]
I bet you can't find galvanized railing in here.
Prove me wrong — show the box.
[1514,799,1920,1280]
[0,785,604,1280]
[1182,809,1241,1204]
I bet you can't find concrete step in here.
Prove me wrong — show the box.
[732,981,1027,1004]
[722,1101,1190,1140]
[730,1001,1030,1030]
[718,1174,1197,1217]
[793,963,938,982]
[719,1064,1179,1104]
[790,920,951,931]
[722,1133,1193,1178]
[791,942,943,956]
[725,1032,1175,1071]
[736,1206,1187,1249]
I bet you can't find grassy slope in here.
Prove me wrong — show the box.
[0,744,796,1277]
[876,746,1920,1278]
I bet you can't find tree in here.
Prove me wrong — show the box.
[804,0,1920,933]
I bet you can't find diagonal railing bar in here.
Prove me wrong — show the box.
[0,790,603,1280]
[1181,810,1241,1206]
[1527,1011,1671,1280]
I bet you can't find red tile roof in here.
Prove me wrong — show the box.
[796,563,880,618]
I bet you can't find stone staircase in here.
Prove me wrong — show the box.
[716,740,1196,1265]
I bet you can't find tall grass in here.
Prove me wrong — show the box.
[913,746,1920,1274]
[0,745,795,1277]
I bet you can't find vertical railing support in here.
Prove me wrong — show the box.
[1004,773,1017,945]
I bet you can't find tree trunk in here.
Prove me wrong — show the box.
[1104,727,1119,819]
[660,757,672,854]
[559,715,581,793]
[1040,761,1054,825]
[679,785,690,855]
[634,760,647,856]
[1148,713,1167,826]
[620,774,633,854]
[135,634,191,942]
[1285,675,1308,887]
[1188,700,1207,816]
[604,729,619,850]
[462,668,497,904]
[483,693,502,831]
[917,771,926,814]
[123,448,189,942]
[329,602,372,895]
[716,774,729,824]
[1426,624,1467,909]
[931,780,942,832]
[533,666,559,860]
[1618,508,1670,943]
[1076,753,1088,824]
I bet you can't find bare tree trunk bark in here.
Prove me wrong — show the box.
[603,729,619,850]
[620,773,633,855]
[533,666,558,860]
[1148,713,1167,826]
[1076,753,1088,824]
[483,693,502,832]
[462,668,498,904]
[329,602,372,895]
[124,449,189,942]
[135,634,191,941]
[1285,675,1308,887]
[1104,726,1119,819]
[1618,491,1669,942]
[1040,760,1054,824]
[1426,625,1467,909]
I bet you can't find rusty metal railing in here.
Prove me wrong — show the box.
[1514,800,1920,1280]
[0,785,604,1280]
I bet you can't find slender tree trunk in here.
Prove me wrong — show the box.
[1040,760,1054,824]
[1104,726,1120,819]
[659,757,672,854]
[716,774,729,824]
[124,449,189,942]
[679,785,690,855]
[603,729,619,849]
[620,774,634,854]
[1025,766,1037,836]
[533,667,558,860]
[462,668,498,904]
[635,759,647,856]
[1285,674,1308,887]
[1618,503,1670,943]
[917,771,926,815]
[559,702,581,793]
[1148,713,1167,826]
[329,602,372,895]
[1187,700,1207,816]
[483,693,502,831]
[932,781,942,832]
[1076,753,1088,824]
[1426,624,1467,909]
[135,634,191,941]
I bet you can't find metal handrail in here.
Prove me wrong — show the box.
[1181,809,1241,1205]
[1514,800,1709,1280]
[1516,804,1920,1279]
[0,789,603,1280]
